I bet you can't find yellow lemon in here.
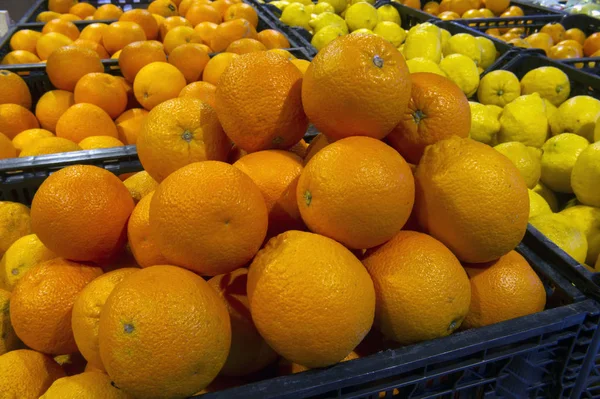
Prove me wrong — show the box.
[0,288,22,355]
[530,213,588,264]
[594,116,600,142]
[409,22,441,38]
[477,70,521,107]
[572,141,600,207]
[0,234,58,291]
[311,25,346,51]
[377,4,401,25]
[0,202,31,256]
[550,95,600,141]
[469,102,500,145]
[520,67,570,107]
[309,12,349,34]
[318,0,346,13]
[440,28,451,49]
[498,93,548,147]
[373,21,406,47]
[280,3,311,29]
[540,133,589,193]
[344,2,379,31]
[528,189,552,219]
[439,54,479,97]
[405,58,446,76]
[443,33,482,66]
[560,205,600,265]
[476,36,496,69]
[314,1,335,13]
[351,28,374,35]
[493,141,541,188]
[533,182,559,212]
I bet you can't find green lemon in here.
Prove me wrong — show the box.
[530,213,588,264]
[469,102,500,146]
[572,141,600,207]
[493,142,541,188]
[373,21,406,47]
[560,205,600,265]
[498,93,548,148]
[345,2,378,31]
[529,189,552,219]
[540,133,589,193]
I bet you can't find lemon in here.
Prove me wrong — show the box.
[352,0,375,4]
[351,28,374,35]
[596,254,600,270]
[305,3,315,13]
[318,0,346,14]
[344,2,378,31]
[476,36,496,70]
[533,182,558,212]
[498,93,548,148]
[477,70,521,107]
[560,205,600,265]
[409,22,441,39]
[309,12,349,34]
[550,95,600,142]
[373,21,406,47]
[529,189,552,219]
[377,4,401,25]
[405,58,446,76]
[487,104,503,119]
[594,117,600,142]
[540,133,589,194]
[443,33,482,66]
[469,102,500,145]
[493,142,541,188]
[520,67,570,107]
[270,1,290,10]
[543,99,558,131]
[572,141,600,207]
[280,3,311,29]
[564,197,580,210]
[311,25,345,51]
[0,234,57,291]
[529,213,588,264]
[439,54,480,97]
[404,29,441,63]
[440,28,451,49]
[290,0,313,5]
[313,1,335,13]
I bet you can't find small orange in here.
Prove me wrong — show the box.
[212,0,235,18]
[118,40,167,83]
[439,0,451,12]
[584,32,600,57]
[448,0,478,15]
[509,38,532,48]
[9,30,43,55]
[0,104,40,138]
[486,28,501,36]
[224,3,258,28]
[0,133,16,159]
[462,9,483,17]
[179,81,216,107]
[127,192,169,267]
[137,97,230,181]
[179,0,210,17]
[197,43,212,53]
[525,32,554,55]
[438,11,460,20]
[501,32,521,42]
[168,43,210,83]
[556,39,584,53]
[79,23,107,43]
[507,5,524,15]
[56,103,118,142]
[202,51,238,85]
[0,70,32,109]
[210,18,257,52]
[548,43,582,59]
[116,75,140,109]
[102,21,147,55]
[46,45,103,91]
[565,28,586,45]
[69,3,97,19]
[152,13,166,30]
[19,137,81,157]
[0,350,66,398]
[1,50,42,65]
[123,170,158,203]
[256,29,290,49]
[12,129,54,154]
[31,165,134,261]
[59,13,81,21]
[402,0,421,8]
[115,108,149,144]
[480,8,494,17]
[49,0,77,13]
[148,0,179,17]
[120,9,159,40]
[159,15,192,39]
[194,21,218,44]
[35,90,75,132]
[423,1,440,14]
[163,25,203,54]
[540,22,565,45]
[93,4,123,20]
[71,38,109,58]
[186,3,221,26]
[10,258,103,354]
[462,251,546,329]
[226,38,266,54]
[79,136,125,150]
[485,0,509,14]
[42,19,80,41]
[133,62,187,110]
[36,11,61,22]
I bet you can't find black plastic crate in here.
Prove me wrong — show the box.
[417,0,565,16]
[19,0,152,23]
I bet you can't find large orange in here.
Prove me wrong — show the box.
[215,51,307,152]
[208,268,278,376]
[163,25,203,54]
[256,29,290,49]
[120,9,159,40]
[31,165,134,261]
[137,97,230,181]
[102,21,147,55]
[46,45,103,91]
[9,29,43,55]
[159,16,192,40]
[72,38,109,59]
[1,50,42,64]
[115,108,149,144]
[248,230,375,368]
[297,136,414,249]
[224,3,258,28]
[69,2,97,18]
[210,18,257,52]
[179,81,216,107]
[0,104,40,138]
[35,90,75,132]
[133,61,187,110]
[415,136,529,263]
[0,349,65,398]
[49,0,77,13]
[150,161,267,275]
[42,19,80,41]
[202,52,238,85]
[93,4,123,20]
[147,0,179,17]
[0,70,32,109]
[74,73,128,119]
[584,32,600,56]
[168,43,210,83]
[71,268,138,371]
[35,32,73,61]
[56,103,118,142]
[363,231,470,344]
[387,72,471,164]
[79,23,108,43]
[99,265,231,397]
[462,250,545,329]
[540,22,565,45]
[234,150,305,237]
[302,34,411,141]
[118,40,167,83]
[10,258,103,354]
[19,137,81,157]
[127,191,169,267]
[186,3,221,26]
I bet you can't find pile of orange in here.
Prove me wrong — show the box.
[421,0,521,21]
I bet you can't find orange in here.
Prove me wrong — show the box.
[224,3,258,28]
[210,18,257,52]
[540,22,565,45]
[508,38,532,48]
[439,0,451,12]
[168,43,210,83]
[197,43,212,53]
[506,5,524,15]
[2,50,42,65]
[548,43,582,59]
[256,29,290,49]
[163,25,203,54]
[102,21,147,55]
[160,16,193,40]
[133,62,187,110]
[123,171,158,203]
[179,81,216,107]
[40,371,132,398]
[48,0,77,13]
[35,90,75,132]
[0,349,65,398]
[10,258,102,354]
[36,11,61,22]
[72,39,109,58]
[363,231,471,344]
[462,250,546,329]
[71,268,138,371]
[202,51,238,85]
[297,136,414,249]
[79,23,107,43]
[525,32,554,55]
[46,45,103,91]
[423,1,440,14]
[153,13,166,31]
[120,9,159,40]
[99,265,231,397]
[12,129,54,154]
[248,230,375,368]
[118,40,167,83]
[69,2,96,18]
[302,34,411,141]
[147,0,179,17]
[74,73,127,119]
[565,28,586,45]
[42,19,80,41]
[288,137,308,158]
[212,0,235,18]
[215,52,307,152]
[79,136,125,149]
[150,161,267,275]
[93,4,123,20]
[557,38,584,52]
[186,3,222,26]
[584,32,600,56]
[448,0,479,15]
[438,11,460,20]
[485,0,509,14]
[401,0,421,8]
[19,137,81,157]
[56,103,118,142]
[137,97,230,182]
[0,133,16,159]
[303,132,330,164]
[9,29,43,55]
[226,38,266,54]
[462,9,484,17]
[31,165,134,261]
[127,191,169,267]
[387,72,471,164]
[0,70,32,109]
[115,108,149,144]
[414,136,529,263]
[234,150,305,237]
[486,27,501,36]
[59,13,82,21]
[501,32,521,42]
[0,104,40,138]
[208,268,278,376]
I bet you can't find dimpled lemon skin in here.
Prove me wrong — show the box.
[493,142,541,189]
[541,133,589,194]
[572,142,600,207]
[530,213,588,264]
